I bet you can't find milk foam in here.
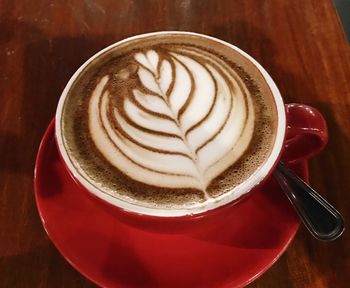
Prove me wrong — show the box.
[88,46,255,197]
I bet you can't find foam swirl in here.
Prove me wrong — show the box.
[88,46,255,197]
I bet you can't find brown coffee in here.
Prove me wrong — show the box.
[59,33,278,210]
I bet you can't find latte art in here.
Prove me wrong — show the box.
[89,47,254,197]
[59,34,278,211]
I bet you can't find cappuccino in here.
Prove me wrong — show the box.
[59,33,278,210]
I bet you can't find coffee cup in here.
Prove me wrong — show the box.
[55,31,327,223]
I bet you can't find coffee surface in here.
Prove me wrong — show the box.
[61,34,278,210]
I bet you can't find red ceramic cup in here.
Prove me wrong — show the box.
[55,32,328,226]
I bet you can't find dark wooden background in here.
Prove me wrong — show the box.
[1,0,349,287]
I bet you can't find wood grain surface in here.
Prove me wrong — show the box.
[0,0,349,287]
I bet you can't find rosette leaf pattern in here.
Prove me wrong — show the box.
[89,47,255,197]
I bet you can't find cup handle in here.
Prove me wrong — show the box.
[282,103,328,163]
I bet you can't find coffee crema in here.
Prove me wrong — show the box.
[60,34,278,210]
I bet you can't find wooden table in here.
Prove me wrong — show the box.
[1,0,349,287]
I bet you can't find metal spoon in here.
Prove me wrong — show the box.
[273,162,345,241]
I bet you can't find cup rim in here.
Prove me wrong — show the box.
[55,31,286,217]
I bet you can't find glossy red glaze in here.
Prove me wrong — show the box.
[34,103,327,287]
[284,103,328,163]
[35,119,309,288]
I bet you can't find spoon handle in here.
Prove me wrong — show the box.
[273,162,345,241]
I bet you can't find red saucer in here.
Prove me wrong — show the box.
[34,120,306,288]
